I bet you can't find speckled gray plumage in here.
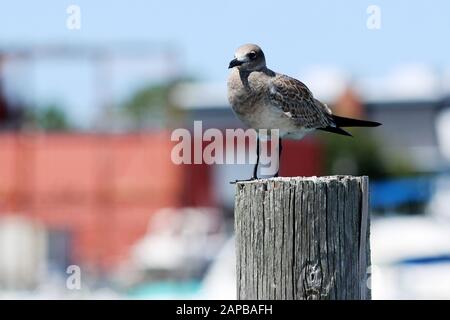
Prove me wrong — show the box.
[269,74,334,129]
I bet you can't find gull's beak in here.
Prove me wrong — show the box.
[228,58,243,69]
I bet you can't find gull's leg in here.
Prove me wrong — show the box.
[274,137,282,177]
[230,136,259,184]
[252,136,260,179]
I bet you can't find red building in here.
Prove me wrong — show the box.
[0,131,321,272]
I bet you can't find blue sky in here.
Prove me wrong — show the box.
[1,0,449,125]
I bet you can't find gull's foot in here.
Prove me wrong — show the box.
[230,177,258,184]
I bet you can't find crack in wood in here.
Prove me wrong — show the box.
[235,176,371,300]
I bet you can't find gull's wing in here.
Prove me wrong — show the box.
[269,74,334,129]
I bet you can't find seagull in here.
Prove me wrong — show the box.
[227,44,381,182]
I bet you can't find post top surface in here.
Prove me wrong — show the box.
[236,175,368,186]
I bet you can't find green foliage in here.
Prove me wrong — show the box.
[319,128,416,179]
[120,78,195,128]
[122,84,170,122]
[26,104,71,131]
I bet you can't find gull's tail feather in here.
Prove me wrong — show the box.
[318,115,381,137]
[332,115,381,128]
[317,126,353,137]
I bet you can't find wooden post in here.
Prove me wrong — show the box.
[234,176,371,300]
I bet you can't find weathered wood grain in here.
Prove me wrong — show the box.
[234,176,371,300]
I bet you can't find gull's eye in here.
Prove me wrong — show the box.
[248,51,257,60]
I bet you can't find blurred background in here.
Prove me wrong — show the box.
[1,0,450,299]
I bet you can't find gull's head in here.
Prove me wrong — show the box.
[228,44,266,72]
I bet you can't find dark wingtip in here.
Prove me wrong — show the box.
[332,115,382,128]
[343,130,353,137]
[364,120,382,127]
[318,126,353,137]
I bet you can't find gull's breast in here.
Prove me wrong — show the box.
[235,102,300,137]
